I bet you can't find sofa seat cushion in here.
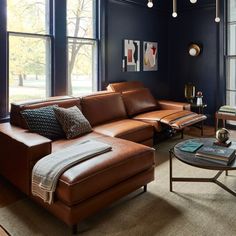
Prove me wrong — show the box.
[93,119,153,143]
[134,110,207,130]
[52,135,155,206]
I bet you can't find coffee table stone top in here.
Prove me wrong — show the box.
[172,138,236,170]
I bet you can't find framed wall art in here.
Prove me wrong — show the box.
[143,41,158,71]
[123,39,140,72]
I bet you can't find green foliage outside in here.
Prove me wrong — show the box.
[8,0,95,105]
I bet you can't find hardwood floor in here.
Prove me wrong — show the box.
[0,177,24,208]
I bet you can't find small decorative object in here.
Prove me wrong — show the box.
[189,43,201,57]
[196,91,203,106]
[184,83,196,103]
[123,39,140,72]
[214,128,231,147]
[143,41,158,71]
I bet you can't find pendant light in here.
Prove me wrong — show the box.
[147,0,153,8]
[146,0,219,23]
[215,0,220,22]
[172,0,177,18]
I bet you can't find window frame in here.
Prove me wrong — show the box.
[6,0,53,113]
[226,0,236,106]
[66,0,99,96]
[0,0,101,121]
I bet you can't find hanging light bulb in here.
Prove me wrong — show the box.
[190,0,197,3]
[215,0,220,22]
[172,0,177,18]
[147,0,153,8]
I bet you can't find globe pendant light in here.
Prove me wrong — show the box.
[147,0,153,8]
[172,0,177,18]
[215,0,220,22]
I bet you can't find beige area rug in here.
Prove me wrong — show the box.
[1,135,236,236]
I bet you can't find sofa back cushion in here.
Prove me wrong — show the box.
[122,88,158,117]
[81,93,127,126]
[10,96,81,129]
[107,81,144,92]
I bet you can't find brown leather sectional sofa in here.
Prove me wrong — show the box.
[0,81,206,233]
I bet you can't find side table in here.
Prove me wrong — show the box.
[215,112,236,131]
[190,103,207,136]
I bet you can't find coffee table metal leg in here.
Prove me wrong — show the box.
[169,150,173,192]
[215,179,236,196]
[169,159,236,197]
[226,170,228,176]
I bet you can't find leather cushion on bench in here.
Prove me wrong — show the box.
[93,119,153,143]
[52,134,155,206]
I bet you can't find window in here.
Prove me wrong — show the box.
[67,0,97,96]
[226,0,236,107]
[7,0,51,108]
[0,0,99,119]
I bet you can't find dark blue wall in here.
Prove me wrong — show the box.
[104,0,170,98]
[104,0,225,120]
[168,0,225,121]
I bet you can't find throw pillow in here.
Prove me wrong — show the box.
[53,106,92,139]
[21,105,65,140]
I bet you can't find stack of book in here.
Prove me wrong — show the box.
[195,145,235,165]
[218,105,236,115]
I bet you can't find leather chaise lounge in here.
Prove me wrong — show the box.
[0,82,206,233]
[0,93,155,233]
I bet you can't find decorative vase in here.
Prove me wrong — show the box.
[196,96,203,106]
[184,83,196,103]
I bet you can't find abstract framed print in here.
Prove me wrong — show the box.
[123,39,140,72]
[143,41,158,71]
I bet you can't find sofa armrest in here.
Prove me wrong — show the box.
[0,123,51,195]
[157,100,191,111]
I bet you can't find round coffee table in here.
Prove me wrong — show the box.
[170,138,236,196]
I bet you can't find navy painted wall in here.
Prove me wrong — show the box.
[168,0,224,121]
[104,0,225,120]
[104,0,170,98]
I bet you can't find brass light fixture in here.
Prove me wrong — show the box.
[147,0,220,23]
[172,0,177,18]
[215,0,220,22]
[147,0,153,8]
[188,43,201,57]
[184,83,196,103]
